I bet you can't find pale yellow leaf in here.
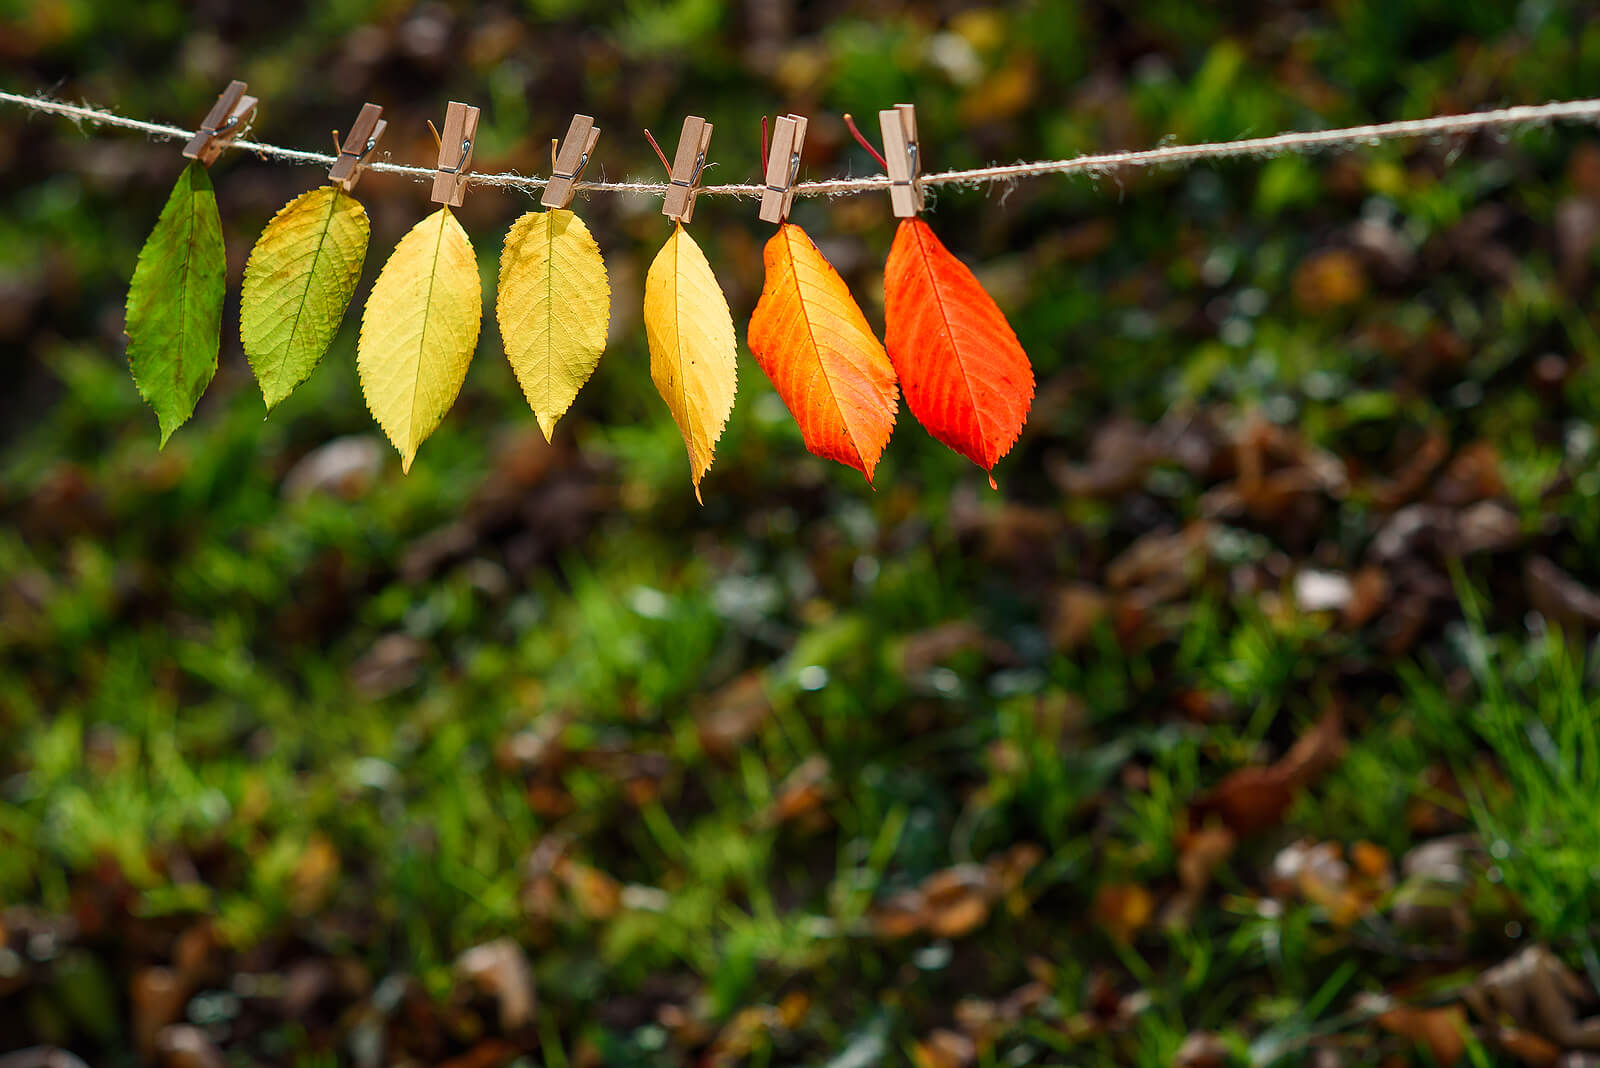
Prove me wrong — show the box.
[356,207,482,472]
[496,208,611,441]
[643,224,737,501]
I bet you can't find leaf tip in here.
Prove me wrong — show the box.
[988,473,999,491]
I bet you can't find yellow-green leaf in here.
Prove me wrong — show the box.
[496,208,610,441]
[356,207,482,473]
[125,160,226,445]
[643,223,737,502]
[241,185,371,410]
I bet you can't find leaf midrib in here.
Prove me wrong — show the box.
[166,166,202,419]
[780,224,867,474]
[907,220,990,468]
[670,225,694,472]
[406,209,451,449]
[266,188,343,392]
[541,211,556,417]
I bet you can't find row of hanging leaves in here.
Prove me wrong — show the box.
[124,140,1034,496]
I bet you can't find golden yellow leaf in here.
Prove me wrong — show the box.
[643,224,737,501]
[496,208,611,441]
[357,207,482,472]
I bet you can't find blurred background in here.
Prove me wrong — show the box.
[4,1,1600,1064]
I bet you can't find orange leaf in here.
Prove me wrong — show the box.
[883,218,1034,484]
[748,223,898,481]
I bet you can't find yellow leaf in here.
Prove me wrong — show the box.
[357,207,482,472]
[643,224,737,501]
[496,208,611,441]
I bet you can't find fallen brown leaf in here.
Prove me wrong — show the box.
[1051,584,1110,652]
[1351,840,1392,882]
[913,1029,977,1068]
[869,889,927,939]
[1342,565,1392,629]
[0,1050,92,1068]
[763,754,832,829]
[1166,823,1237,924]
[1391,835,1476,939]
[1376,1004,1469,1068]
[1371,431,1449,511]
[1174,1030,1229,1068]
[923,865,996,939]
[776,991,810,1030]
[706,1005,776,1066]
[1092,882,1154,945]
[1456,500,1523,555]
[1294,248,1367,313]
[554,859,623,921]
[131,967,186,1059]
[1106,522,1213,603]
[1189,707,1345,836]
[1464,945,1600,1050]
[1270,839,1372,927]
[696,672,772,758]
[1429,441,1504,507]
[899,620,1015,676]
[454,939,537,1032]
[155,1025,225,1068]
[1497,1028,1562,1067]
[348,633,427,699]
[986,842,1045,895]
[495,714,570,775]
[1526,557,1600,632]
[289,833,340,914]
[1046,417,1150,498]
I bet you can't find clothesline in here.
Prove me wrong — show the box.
[6,89,1600,201]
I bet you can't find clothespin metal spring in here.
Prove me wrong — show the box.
[328,102,387,192]
[183,80,258,167]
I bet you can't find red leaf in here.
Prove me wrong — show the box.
[883,218,1034,483]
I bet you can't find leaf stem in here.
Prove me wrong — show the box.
[843,113,888,172]
[643,128,671,174]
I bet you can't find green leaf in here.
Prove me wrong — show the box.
[125,160,228,445]
[241,185,372,410]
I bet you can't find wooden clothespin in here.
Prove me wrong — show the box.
[183,80,258,167]
[430,101,481,207]
[541,114,600,210]
[328,103,387,192]
[877,103,923,217]
[661,115,714,225]
[758,114,808,224]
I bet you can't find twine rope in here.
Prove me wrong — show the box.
[6,89,1600,201]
